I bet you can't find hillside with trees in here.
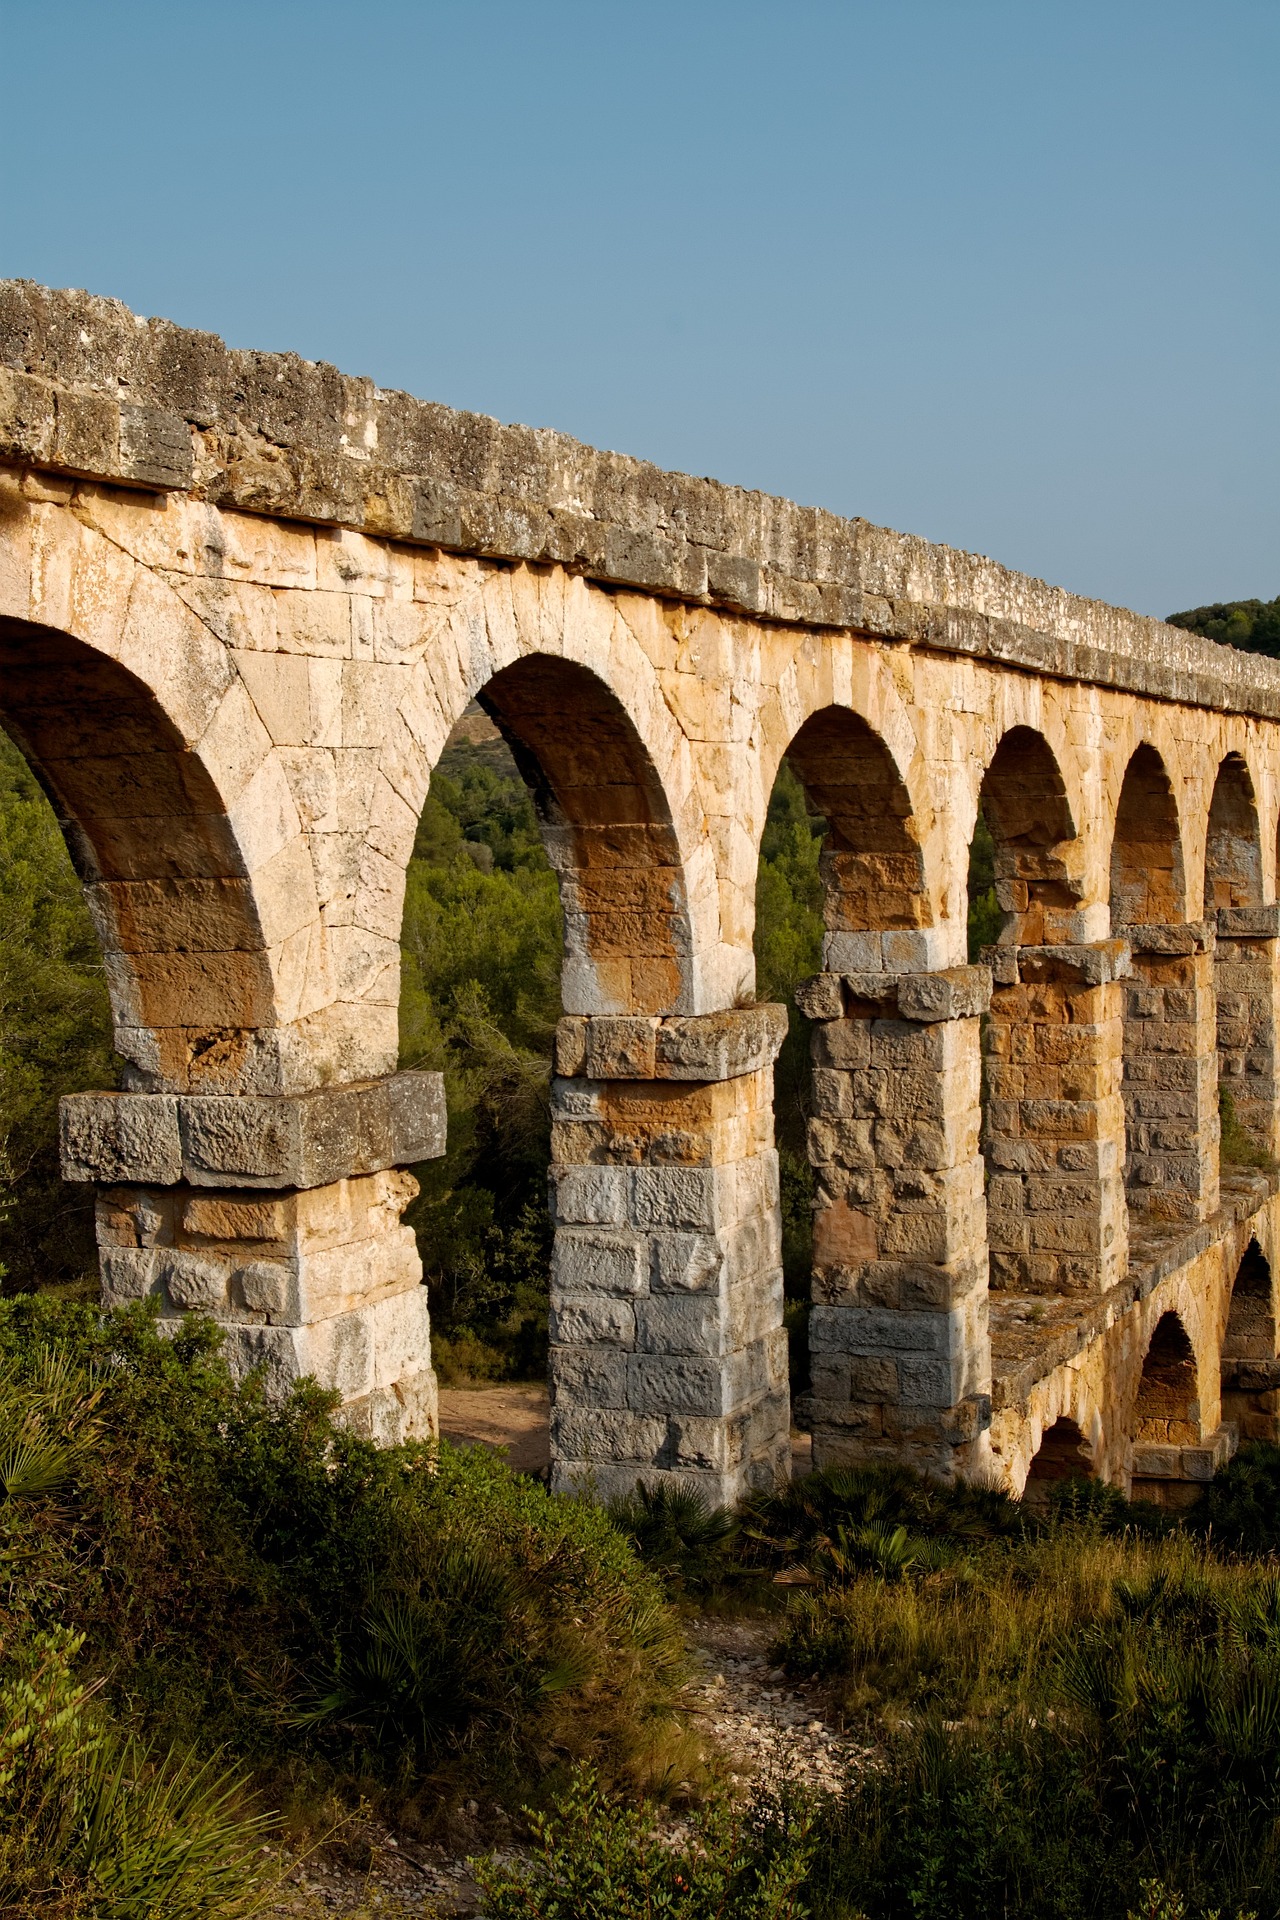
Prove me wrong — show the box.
[1168,594,1280,658]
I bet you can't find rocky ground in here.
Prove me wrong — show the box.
[264,1388,841,1916]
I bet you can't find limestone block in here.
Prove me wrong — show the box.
[897,966,992,1023]
[61,1092,181,1185]
[1219,905,1280,939]
[550,1165,629,1225]
[635,1294,726,1357]
[158,1250,231,1311]
[629,1166,716,1232]
[100,1247,163,1307]
[551,1228,646,1295]
[549,1405,667,1463]
[62,1073,445,1189]
[648,1231,725,1292]
[794,974,844,1021]
[549,1295,637,1348]
[548,1345,631,1409]
[627,1355,728,1417]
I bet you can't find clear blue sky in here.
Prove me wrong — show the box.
[1,1,1275,618]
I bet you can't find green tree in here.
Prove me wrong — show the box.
[1167,595,1280,660]
[0,729,116,1293]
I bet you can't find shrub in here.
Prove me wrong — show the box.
[607,1482,739,1595]
[0,1296,687,1811]
[474,1766,815,1919]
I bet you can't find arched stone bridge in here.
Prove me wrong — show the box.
[3,279,1279,1507]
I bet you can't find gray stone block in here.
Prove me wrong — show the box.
[548,1345,630,1409]
[550,1164,629,1225]
[897,965,991,1023]
[635,1294,724,1357]
[158,1250,230,1311]
[793,975,844,1021]
[630,1166,716,1231]
[61,1073,446,1190]
[551,1229,646,1295]
[649,1231,725,1293]
[628,1355,727,1417]
[1218,905,1280,939]
[100,1247,162,1307]
[61,1091,181,1185]
[549,1294,636,1348]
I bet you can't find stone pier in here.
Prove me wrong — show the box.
[60,1073,446,1440]
[796,966,992,1475]
[547,1006,791,1504]
[984,942,1129,1296]
[1116,923,1220,1224]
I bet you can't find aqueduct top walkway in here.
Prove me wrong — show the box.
[3,278,1279,1503]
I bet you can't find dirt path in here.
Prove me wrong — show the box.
[437,1383,550,1474]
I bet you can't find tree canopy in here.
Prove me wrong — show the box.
[1167,595,1280,659]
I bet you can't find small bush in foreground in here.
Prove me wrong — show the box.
[474,1766,815,1919]
[0,1296,688,1821]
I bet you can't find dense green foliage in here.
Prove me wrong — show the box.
[398,729,563,1380]
[0,1300,685,1827]
[1169,596,1280,661]
[0,730,115,1293]
[608,1463,1280,1920]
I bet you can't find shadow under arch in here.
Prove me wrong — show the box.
[1134,1310,1201,1447]
[476,654,694,1017]
[1110,744,1212,1226]
[1221,1239,1279,1445]
[780,704,928,958]
[1024,1417,1094,1504]
[760,705,991,1475]
[1110,743,1186,930]
[0,617,271,1092]
[976,724,1079,947]
[973,727,1107,1297]
[1130,1308,1205,1508]
[1207,755,1276,1162]
[1205,752,1263,913]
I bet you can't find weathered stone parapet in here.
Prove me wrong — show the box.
[60,1071,445,1189]
[547,1007,790,1505]
[8,282,1280,720]
[62,1071,446,1444]
[799,967,991,1476]
[984,942,1129,1296]
[1214,907,1280,1161]
[1113,925,1219,1225]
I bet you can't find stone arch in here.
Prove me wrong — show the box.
[374,567,712,1021]
[1109,744,1214,1225]
[473,653,694,1018]
[1133,1310,1201,1448]
[1110,744,1186,929]
[1204,753,1264,913]
[780,704,929,966]
[1023,1417,1094,1503]
[1206,753,1276,1162]
[1221,1239,1279,1445]
[976,724,1079,946]
[0,616,276,1094]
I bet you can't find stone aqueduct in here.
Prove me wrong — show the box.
[2,280,1279,1506]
